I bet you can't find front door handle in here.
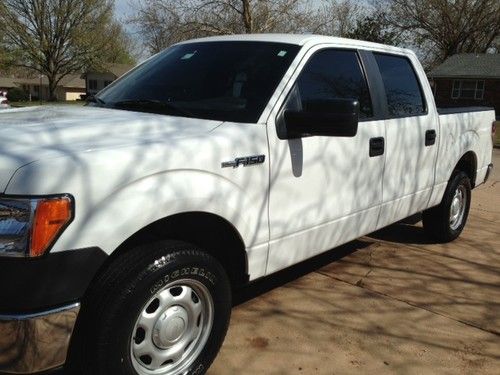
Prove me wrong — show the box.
[425,130,436,146]
[369,137,385,157]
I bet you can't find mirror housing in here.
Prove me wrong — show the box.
[280,99,359,139]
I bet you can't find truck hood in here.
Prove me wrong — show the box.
[0,105,223,192]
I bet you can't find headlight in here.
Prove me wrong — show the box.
[0,195,73,257]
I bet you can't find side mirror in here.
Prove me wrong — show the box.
[280,99,359,139]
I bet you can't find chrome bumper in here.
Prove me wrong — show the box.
[0,303,79,374]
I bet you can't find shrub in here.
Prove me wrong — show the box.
[7,87,29,102]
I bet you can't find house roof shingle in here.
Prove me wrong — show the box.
[59,75,86,89]
[0,77,17,88]
[429,53,500,79]
[13,74,85,89]
[107,64,133,77]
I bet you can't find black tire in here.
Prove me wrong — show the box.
[422,171,471,242]
[67,240,231,375]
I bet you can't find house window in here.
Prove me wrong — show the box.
[475,81,485,99]
[89,79,98,90]
[104,80,112,87]
[451,80,484,100]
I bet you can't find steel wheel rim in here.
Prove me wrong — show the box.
[130,278,214,375]
[449,185,467,230]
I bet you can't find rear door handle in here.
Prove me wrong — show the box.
[425,130,436,146]
[369,137,385,157]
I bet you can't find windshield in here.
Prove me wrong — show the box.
[94,41,300,123]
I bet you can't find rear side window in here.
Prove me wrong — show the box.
[297,49,373,118]
[374,53,426,117]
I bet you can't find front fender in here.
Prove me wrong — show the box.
[6,163,269,256]
[55,169,267,254]
[72,170,266,253]
[5,119,270,279]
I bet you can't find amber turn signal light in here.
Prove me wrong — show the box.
[30,197,73,257]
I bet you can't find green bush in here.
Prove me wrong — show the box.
[7,87,29,102]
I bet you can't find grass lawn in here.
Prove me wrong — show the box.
[10,100,85,108]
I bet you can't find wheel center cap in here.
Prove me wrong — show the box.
[153,306,188,348]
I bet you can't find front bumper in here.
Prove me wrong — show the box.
[0,247,107,374]
[0,303,79,374]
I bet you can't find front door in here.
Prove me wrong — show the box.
[266,47,386,274]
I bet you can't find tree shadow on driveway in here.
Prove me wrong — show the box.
[367,214,438,245]
[233,239,374,306]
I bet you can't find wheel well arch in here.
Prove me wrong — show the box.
[454,151,477,187]
[109,211,249,288]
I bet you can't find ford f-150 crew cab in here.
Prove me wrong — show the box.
[0,34,494,375]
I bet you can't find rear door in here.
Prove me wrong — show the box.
[372,52,439,227]
[266,46,386,274]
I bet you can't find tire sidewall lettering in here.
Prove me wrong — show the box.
[191,363,205,375]
[150,265,217,295]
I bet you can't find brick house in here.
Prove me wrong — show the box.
[82,64,133,97]
[428,54,500,119]
[15,75,86,101]
[1,64,133,101]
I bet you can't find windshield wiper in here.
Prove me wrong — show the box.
[112,99,194,117]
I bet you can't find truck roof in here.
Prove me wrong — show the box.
[178,33,412,56]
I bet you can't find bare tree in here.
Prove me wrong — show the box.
[0,0,134,100]
[131,0,322,53]
[384,0,500,67]
[312,0,365,37]
[346,11,402,45]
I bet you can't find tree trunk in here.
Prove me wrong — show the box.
[48,75,58,101]
[241,0,252,33]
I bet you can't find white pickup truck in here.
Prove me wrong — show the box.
[0,34,494,375]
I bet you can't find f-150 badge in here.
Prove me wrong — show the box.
[221,155,266,168]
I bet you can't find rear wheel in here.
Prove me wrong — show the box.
[68,240,231,375]
[422,171,471,242]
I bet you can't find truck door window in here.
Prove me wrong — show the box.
[296,49,373,118]
[373,53,426,117]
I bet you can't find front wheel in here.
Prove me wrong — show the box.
[68,241,232,375]
[422,171,471,242]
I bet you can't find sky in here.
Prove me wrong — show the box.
[115,0,134,19]
[114,0,141,44]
